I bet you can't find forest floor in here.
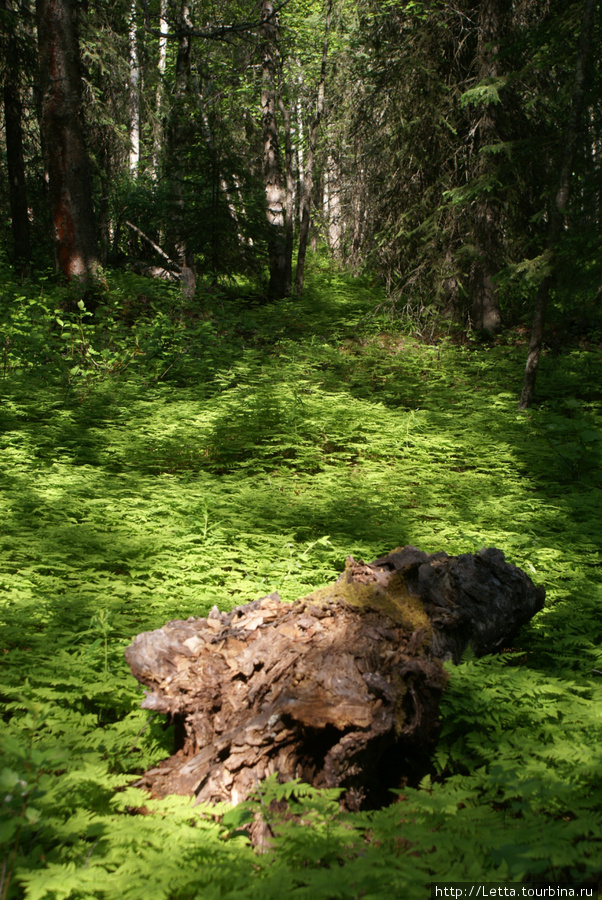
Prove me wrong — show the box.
[1,260,601,898]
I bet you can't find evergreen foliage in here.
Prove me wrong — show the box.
[333,0,602,332]
[1,261,601,897]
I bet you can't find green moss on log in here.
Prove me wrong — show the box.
[303,554,432,642]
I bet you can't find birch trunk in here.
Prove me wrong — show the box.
[128,0,140,176]
[278,95,294,295]
[152,0,168,177]
[296,93,305,221]
[260,0,289,298]
[324,152,342,255]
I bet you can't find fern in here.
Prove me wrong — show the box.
[1,260,601,897]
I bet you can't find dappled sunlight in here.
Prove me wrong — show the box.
[1,264,601,895]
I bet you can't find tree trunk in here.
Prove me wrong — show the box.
[128,0,140,176]
[2,1,31,279]
[278,95,294,295]
[324,151,342,256]
[126,546,544,814]
[152,0,168,177]
[168,0,196,298]
[469,0,510,335]
[36,0,99,285]
[519,0,597,409]
[260,0,289,299]
[97,142,111,265]
[295,93,305,220]
[295,0,331,295]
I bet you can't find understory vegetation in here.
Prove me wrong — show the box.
[1,261,601,898]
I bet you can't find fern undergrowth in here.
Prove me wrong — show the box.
[1,262,601,898]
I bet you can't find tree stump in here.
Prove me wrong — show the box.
[125,546,544,810]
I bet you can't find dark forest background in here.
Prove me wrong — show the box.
[1,0,600,402]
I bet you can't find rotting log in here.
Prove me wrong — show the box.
[125,546,545,810]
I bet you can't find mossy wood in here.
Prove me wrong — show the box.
[125,547,545,809]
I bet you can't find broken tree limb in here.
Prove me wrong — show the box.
[124,220,182,273]
[125,546,544,810]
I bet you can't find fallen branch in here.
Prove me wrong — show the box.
[124,220,181,273]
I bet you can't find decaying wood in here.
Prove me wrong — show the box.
[125,546,545,810]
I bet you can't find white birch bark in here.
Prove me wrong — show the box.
[152,0,168,177]
[296,94,305,223]
[325,153,342,254]
[128,0,140,175]
[260,0,288,297]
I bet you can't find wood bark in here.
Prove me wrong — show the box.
[36,0,99,284]
[260,0,289,299]
[128,0,140,176]
[295,93,304,214]
[152,0,168,177]
[278,94,294,296]
[295,0,331,295]
[167,0,196,299]
[324,152,342,256]
[519,0,597,409]
[126,546,544,812]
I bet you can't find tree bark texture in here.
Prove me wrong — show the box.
[278,95,294,296]
[168,0,196,299]
[152,0,169,177]
[2,0,31,277]
[295,0,331,295]
[126,546,544,811]
[36,0,99,283]
[519,0,597,409]
[324,152,342,256]
[260,0,289,299]
[128,0,140,176]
